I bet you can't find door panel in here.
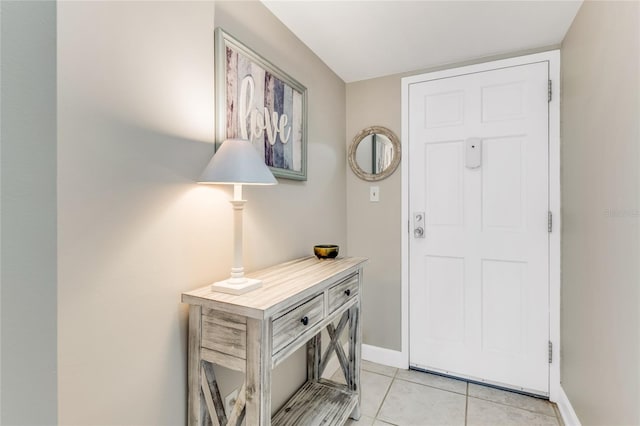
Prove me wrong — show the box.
[425,142,464,226]
[482,136,525,230]
[425,91,465,128]
[482,259,526,354]
[424,255,465,343]
[409,62,549,395]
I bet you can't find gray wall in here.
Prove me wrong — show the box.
[0,1,58,424]
[560,1,640,424]
[57,1,345,424]
[346,77,402,350]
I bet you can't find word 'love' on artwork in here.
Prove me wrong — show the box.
[238,76,291,145]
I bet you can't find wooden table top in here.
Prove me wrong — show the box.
[182,256,367,318]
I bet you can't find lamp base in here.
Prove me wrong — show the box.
[211,277,262,295]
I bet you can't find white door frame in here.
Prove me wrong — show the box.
[400,50,561,402]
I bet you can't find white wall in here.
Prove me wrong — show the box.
[560,1,640,424]
[57,1,345,424]
[0,1,58,424]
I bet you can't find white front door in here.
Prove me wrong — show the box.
[408,61,550,395]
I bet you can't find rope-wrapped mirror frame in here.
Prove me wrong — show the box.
[348,126,401,181]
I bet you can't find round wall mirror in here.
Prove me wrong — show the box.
[348,126,401,181]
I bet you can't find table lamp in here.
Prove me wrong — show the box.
[198,138,277,294]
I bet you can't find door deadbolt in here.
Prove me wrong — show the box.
[413,212,425,239]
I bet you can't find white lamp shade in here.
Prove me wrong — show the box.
[199,139,277,185]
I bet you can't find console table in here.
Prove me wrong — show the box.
[182,256,367,426]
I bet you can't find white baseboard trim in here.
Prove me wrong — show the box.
[556,386,581,426]
[325,343,407,378]
[361,344,407,369]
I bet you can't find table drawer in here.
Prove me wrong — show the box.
[272,294,324,354]
[328,274,359,313]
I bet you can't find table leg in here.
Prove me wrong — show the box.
[307,334,321,381]
[349,303,362,420]
[246,317,272,426]
[188,305,203,426]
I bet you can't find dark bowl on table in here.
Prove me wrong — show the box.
[314,245,339,259]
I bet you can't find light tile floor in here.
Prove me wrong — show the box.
[333,360,563,426]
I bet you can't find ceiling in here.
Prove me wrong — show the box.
[262,1,582,82]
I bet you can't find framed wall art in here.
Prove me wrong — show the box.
[215,27,308,181]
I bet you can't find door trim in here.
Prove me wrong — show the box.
[400,50,561,402]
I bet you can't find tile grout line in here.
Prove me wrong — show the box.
[393,376,467,397]
[464,382,469,426]
[466,395,559,418]
[373,371,399,424]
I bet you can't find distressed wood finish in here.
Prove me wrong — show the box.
[226,382,246,426]
[201,361,227,426]
[271,380,357,426]
[320,311,350,376]
[183,257,366,426]
[271,296,358,369]
[348,303,362,420]
[182,257,366,318]
[328,274,359,313]
[307,334,321,381]
[188,305,203,426]
[246,317,271,425]
[201,348,245,373]
[200,368,219,426]
[202,310,247,359]
[272,294,323,354]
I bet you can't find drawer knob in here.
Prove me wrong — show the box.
[301,316,309,326]
[344,289,351,296]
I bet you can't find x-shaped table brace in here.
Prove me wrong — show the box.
[200,309,355,426]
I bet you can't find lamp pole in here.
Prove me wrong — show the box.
[229,184,247,284]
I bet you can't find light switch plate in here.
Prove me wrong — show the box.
[370,186,380,202]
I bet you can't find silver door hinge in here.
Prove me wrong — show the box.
[548,211,553,233]
[548,80,552,102]
[548,341,553,364]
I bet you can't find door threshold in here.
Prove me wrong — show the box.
[409,364,549,399]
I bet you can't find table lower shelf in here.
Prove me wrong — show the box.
[272,379,358,426]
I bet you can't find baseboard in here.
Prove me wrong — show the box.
[556,386,581,426]
[324,343,407,378]
[361,344,407,369]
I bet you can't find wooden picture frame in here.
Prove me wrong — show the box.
[215,27,308,181]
